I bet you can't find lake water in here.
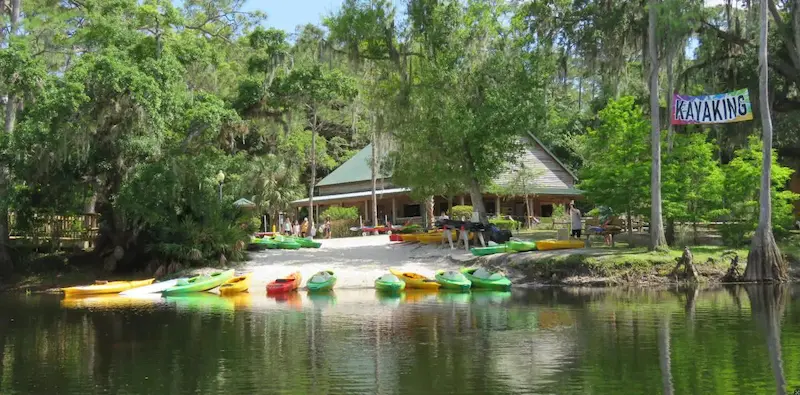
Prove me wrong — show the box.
[0,286,798,394]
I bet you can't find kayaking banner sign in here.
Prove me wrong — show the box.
[672,89,753,125]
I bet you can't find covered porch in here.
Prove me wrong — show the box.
[290,187,582,226]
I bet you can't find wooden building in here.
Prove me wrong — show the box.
[290,132,582,224]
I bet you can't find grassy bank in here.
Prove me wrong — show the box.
[483,242,800,286]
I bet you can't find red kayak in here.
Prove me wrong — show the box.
[267,272,302,294]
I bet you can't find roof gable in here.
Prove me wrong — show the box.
[317,134,576,188]
[317,144,392,186]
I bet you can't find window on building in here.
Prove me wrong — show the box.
[541,204,553,217]
[403,204,421,217]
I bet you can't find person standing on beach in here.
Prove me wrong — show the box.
[570,202,582,239]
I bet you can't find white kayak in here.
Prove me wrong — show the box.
[119,279,182,296]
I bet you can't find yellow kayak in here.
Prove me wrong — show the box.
[536,239,585,251]
[60,294,162,309]
[390,268,440,289]
[219,273,251,296]
[400,234,419,242]
[62,278,155,297]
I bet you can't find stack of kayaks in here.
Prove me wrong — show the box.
[162,269,235,295]
[390,268,440,289]
[374,273,406,293]
[267,272,302,294]
[219,273,252,296]
[119,279,182,296]
[461,268,511,291]
[62,278,155,297]
[250,237,278,249]
[270,235,303,250]
[307,270,337,292]
[470,244,508,256]
[435,270,472,291]
[293,237,322,249]
[508,240,537,252]
[536,239,585,251]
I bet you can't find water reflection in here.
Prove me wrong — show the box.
[0,286,798,394]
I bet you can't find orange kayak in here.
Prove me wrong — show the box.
[267,271,302,294]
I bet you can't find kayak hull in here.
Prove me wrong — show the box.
[508,240,537,252]
[400,234,419,242]
[389,268,440,290]
[294,238,322,248]
[461,268,512,291]
[119,279,182,296]
[307,270,337,292]
[435,270,472,291]
[62,278,155,297]
[267,272,302,294]
[536,239,585,251]
[278,241,301,250]
[219,273,252,296]
[162,269,235,295]
[470,245,507,256]
[375,279,406,292]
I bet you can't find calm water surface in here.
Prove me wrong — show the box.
[1,286,799,394]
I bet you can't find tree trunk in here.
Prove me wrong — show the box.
[0,0,22,277]
[371,131,378,229]
[425,196,435,229]
[665,218,675,246]
[468,177,487,223]
[308,113,317,231]
[745,0,786,282]
[666,43,676,152]
[649,0,668,250]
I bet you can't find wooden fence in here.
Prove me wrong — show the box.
[8,213,100,248]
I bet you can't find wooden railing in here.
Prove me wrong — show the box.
[8,213,100,246]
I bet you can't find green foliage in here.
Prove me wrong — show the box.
[398,224,423,234]
[320,206,359,221]
[489,218,520,231]
[578,97,650,223]
[663,132,725,225]
[719,136,798,245]
[449,205,474,220]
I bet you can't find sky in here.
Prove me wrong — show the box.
[245,0,345,34]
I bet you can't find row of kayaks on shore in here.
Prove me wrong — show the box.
[61,266,511,298]
[391,230,471,244]
[471,239,585,256]
[63,269,250,297]
[249,235,321,250]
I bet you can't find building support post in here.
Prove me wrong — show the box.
[494,197,501,217]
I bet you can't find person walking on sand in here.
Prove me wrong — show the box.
[569,202,582,239]
[324,218,332,239]
[293,220,300,237]
[284,218,292,236]
[301,218,309,237]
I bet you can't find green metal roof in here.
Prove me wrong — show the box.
[318,144,390,186]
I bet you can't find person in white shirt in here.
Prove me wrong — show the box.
[569,203,582,239]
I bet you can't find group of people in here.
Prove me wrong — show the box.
[281,217,333,239]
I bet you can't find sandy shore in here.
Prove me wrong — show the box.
[243,235,478,289]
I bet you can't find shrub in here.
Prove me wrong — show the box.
[320,206,360,221]
[449,205,473,220]
[489,218,519,230]
[330,219,359,238]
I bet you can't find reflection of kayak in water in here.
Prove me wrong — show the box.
[60,294,163,310]
[222,292,253,309]
[307,291,337,308]
[403,289,439,304]
[375,291,405,306]
[165,293,235,312]
[269,291,303,310]
[470,290,512,305]
[437,291,472,304]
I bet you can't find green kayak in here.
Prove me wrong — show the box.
[435,270,472,291]
[470,244,507,256]
[278,241,301,250]
[461,267,512,291]
[374,273,406,293]
[507,240,536,252]
[162,269,235,295]
[307,270,337,292]
[294,238,322,248]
